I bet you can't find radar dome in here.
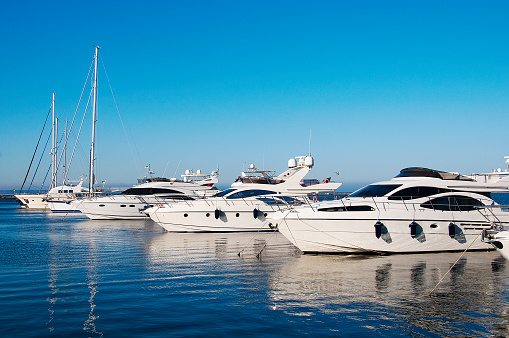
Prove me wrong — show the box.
[185,169,190,175]
[197,169,201,174]
[305,156,314,167]
[288,158,297,168]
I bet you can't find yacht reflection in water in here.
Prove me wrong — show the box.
[268,252,509,336]
[145,230,297,265]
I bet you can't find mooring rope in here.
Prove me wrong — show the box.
[428,230,483,296]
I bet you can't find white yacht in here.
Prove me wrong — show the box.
[71,170,219,220]
[143,156,342,232]
[16,180,89,210]
[270,166,509,254]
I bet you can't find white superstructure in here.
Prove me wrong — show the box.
[143,156,342,232]
[271,166,509,254]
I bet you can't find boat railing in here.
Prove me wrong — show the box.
[148,194,310,211]
[298,196,509,215]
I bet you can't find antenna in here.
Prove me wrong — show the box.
[173,160,181,178]
[162,161,170,177]
[308,129,312,156]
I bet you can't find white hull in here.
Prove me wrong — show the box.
[487,231,509,260]
[275,208,508,253]
[16,181,88,211]
[48,200,82,213]
[14,194,48,209]
[145,199,287,232]
[72,196,152,220]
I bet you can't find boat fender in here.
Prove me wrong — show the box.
[253,208,259,218]
[493,241,503,249]
[214,209,220,219]
[409,221,418,238]
[448,223,456,238]
[374,221,383,239]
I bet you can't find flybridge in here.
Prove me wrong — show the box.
[396,167,474,181]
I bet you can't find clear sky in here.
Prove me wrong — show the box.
[1,0,509,192]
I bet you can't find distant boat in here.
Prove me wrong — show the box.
[15,181,88,210]
[71,169,219,220]
[15,93,82,209]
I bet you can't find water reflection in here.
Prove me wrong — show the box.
[30,212,509,337]
[46,224,59,333]
[82,241,102,338]
[268,252,509,336]
[146,230,295,264]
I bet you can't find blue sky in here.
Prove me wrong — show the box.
[1,1,509,192]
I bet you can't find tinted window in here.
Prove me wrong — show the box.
[226,190,277,199]
[152,188,183,194]
[122,188,184,195]
[123,188,147,195]
[318,205,374,212]
[388,186,451,200]
[349,185,401,198]
[420,195,484,211]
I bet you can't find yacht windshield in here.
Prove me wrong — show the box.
[388,186,451,200]
[226,190,277,199]
[349,184,401,198]
[257,196,302,205]
[122,188,184,195]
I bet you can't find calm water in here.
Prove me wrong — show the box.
[2,197,509,337]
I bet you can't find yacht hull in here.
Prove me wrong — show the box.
[14,194,48,209]
[145,200,285,232]
[71,196,150,220]
[48,200,82,213]
[486,231,509,260]
[275,209,507,253]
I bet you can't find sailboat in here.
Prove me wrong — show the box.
[15,93,89,209]
[48,46,101,213]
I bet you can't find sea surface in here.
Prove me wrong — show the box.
[2,196,509,337]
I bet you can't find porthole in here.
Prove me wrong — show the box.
[264,213,267,217]
[236,213,240,217]
[120,205,126,207]
[99,204,105,207]
[184,213,188,217]
[430,224,438,229]
[206,213,210,217]
[129,205,135,207]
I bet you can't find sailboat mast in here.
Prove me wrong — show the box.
[89,46,100,196]
[62,120,67,185]
[51,92,57,189]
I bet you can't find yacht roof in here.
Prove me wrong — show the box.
[396,167,474,181]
